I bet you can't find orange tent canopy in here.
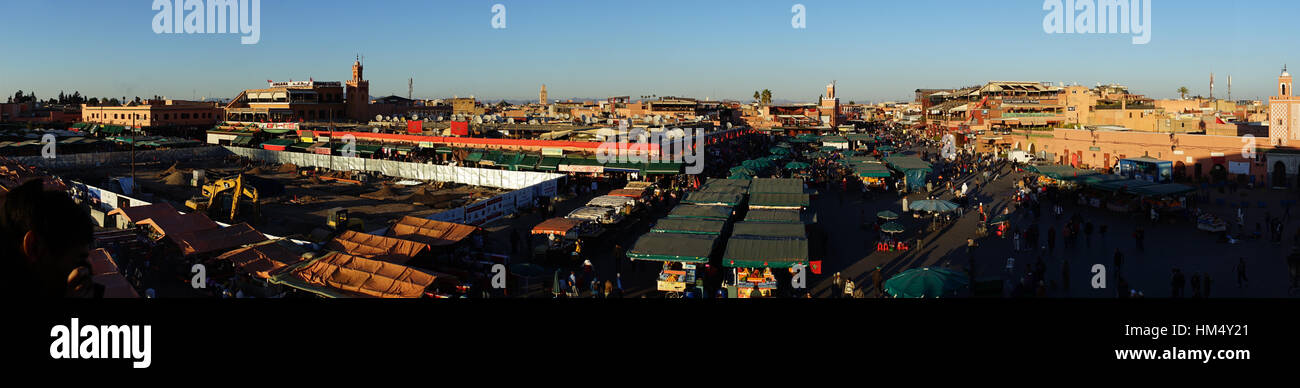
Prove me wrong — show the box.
[531,217,586,235]
[170,222,269,256]
[608,189,646,199]
[386,216,479,247]
[326,230,430,264]
[138,212,221,239]
[107,203,181,224]
[87,249,139,298]
[287,252,449,298]
[213,240,305,279]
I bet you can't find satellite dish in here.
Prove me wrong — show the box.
[375,115,383,121]
[411,114,420,120]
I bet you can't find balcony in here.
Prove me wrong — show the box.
[1001,112,1061,118]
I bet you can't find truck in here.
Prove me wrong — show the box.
[1007,150,1035,164]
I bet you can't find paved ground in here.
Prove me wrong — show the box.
[477,141,1300,298]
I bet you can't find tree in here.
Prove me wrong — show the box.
[13,90,22,103]
[88,97,100,105]
[760,89,772,106]
[753,91,760,103]
[1177,87,1189,100]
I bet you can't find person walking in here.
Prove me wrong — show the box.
[1083,222,1093,248]
[1061,259,1070,295]
[1191,272,1203,298]
[1113,249,1124,278]
[831,272,844,299]
[1170,268,1185,298]
[1047,227,1056,253]
[1236,257,1249,288]
[871,266,884,297]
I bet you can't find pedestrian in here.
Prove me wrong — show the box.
[1061,259,1070,295]
[831,272,844,299]
[871,266,883,296]
[1236,257,1248,288]
[844,278,856,298]
[1013,229,1022,252]
[1171,268,1185,298]
[1084,222,1093,248]
[1191,272,1202,298]
[1113,249,1124,277]
[1047,227,1056,253]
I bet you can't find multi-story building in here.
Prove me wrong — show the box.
[82,99,220,127]
[223,59,370,123]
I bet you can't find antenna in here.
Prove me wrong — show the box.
[408,78,413,100]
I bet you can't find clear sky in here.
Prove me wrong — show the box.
[1,0,1294,103]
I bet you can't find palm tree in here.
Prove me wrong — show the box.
[1177,87,1189,100]
[760,89,772,106]
[753,91,760,103]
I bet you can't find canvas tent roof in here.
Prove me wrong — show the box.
[650,218,726,235]
[627,233,718,263]
[608,188,647,198]
[731,222,806,240]
[884,156,933,172]
[87,249,138,298]
[723,237,809,268]
[667,204,733,220]
[326,230,430,264]
[749,193,810,208]
[107,203,181,224]
[682,191,743,206]
[137,212,221,239]
[749,178,804,194]
[586,195,636,209]
[385,216,478,247]
[271,252,452,298]
[743,209,803,223]
[566,206,616,222]
[213,239,305,279]
[532,217,587,235]
[169,222,269,256]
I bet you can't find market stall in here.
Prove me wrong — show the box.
[627,233,719,295]
[722,237,809,298]
[650,218,727,236]
[667,204,734,221]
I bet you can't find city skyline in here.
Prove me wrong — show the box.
[1,0,1295,103]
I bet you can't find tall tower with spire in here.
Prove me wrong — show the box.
[346,55,370,120]
[539,84,548,105]
[1269,65,1297,147]
[819,81,841,127]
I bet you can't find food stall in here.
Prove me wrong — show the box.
[627,233,719,296]
[722,237,809,298]
[565,206,624,225]
[748,193,810,210]
[587,194,639,215]
[1197,213,1227,232]
[667,204,735,221]
[744,209,805,224]
[531,217,600,263]
[650,218,727,236]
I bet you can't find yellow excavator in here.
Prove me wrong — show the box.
[187,174,261,222]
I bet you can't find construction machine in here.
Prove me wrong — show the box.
[187,174,261,223]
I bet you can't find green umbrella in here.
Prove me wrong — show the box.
[730,166,757,176]
[728,172,754,180]
[766,155,786,161]
[552,270,562,296]
[883,267,968,298]
[876,210,900,220]
[909,199,959,213]
[743,159,775,170]
[784,161,811,170]
[776,142,792,148]
[770,147,792,155]
[880,221,905,234]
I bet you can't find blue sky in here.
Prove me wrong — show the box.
[0,0,1294,103]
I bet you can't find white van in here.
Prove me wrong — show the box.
[1007,150,1035,164]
